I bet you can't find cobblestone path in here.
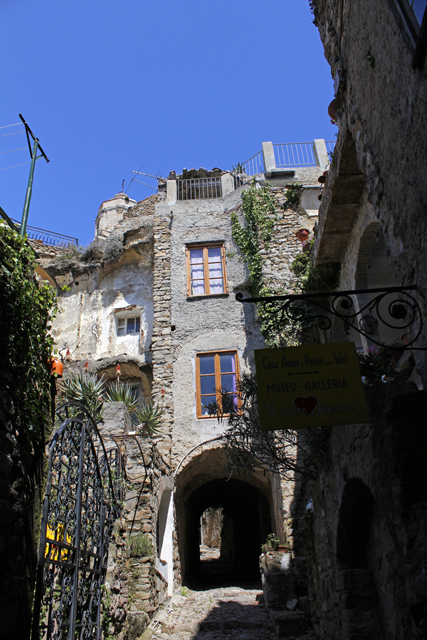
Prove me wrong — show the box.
[141,584,278,640]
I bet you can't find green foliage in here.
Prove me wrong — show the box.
[104,381,139,414]
[127,532,153,558]
[232,162,245,174]
[134,402,164,435]
[230,180,276,297]
[261,533,280,553]
[180,586,189,597]
[358,346,397,385]
[101,584,114,640]
[0,221,57,445]
[220,373,331,481]
[291,239,340,294]
[282,182,302,211]
[59,371,107,419]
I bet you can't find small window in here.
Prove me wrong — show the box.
[117,316,140,336]
[196,350,240,418]
[186,244,227,296]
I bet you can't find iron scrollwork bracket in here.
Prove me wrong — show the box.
[236,285,427,351]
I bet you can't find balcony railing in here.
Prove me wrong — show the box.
[273,142,318,167]
[326,140,336,159]
[11,219,78,247]
[177,177,222,200]
[241,151,265,177]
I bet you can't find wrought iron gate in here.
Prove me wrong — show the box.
[31,403,124,640]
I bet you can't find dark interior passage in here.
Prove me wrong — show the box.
[184,478,271,587]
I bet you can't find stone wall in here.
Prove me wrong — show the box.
[313,0,427,381]
[296,384,427,640]
[100,403,173,640]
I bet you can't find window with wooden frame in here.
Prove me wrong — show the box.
[186,243,227,296]
[196,350,240,418]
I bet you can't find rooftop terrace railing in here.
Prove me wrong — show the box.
[11,218,78,247]
[273,142,317,167]
[177,176,223,200]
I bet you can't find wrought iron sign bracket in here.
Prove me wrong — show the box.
[236,285,427,351]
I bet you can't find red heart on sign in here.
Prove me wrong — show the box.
[293,396,318,416]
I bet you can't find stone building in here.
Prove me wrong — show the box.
[291,1,427,639]
[38,139,328,631]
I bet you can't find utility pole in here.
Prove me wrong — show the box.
[19,114,49,237]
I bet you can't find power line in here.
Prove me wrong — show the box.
[0,147,26,155]
[0,160,32,172]
[0,131,24,138]
[0,122,21,129]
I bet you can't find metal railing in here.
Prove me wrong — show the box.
[326,140,337,159]
[240,151,265,177]
[11,218,78,246]
[177,177,222,200]
[273,142,317,167]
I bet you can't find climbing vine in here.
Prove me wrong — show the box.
[0,221,57,445]
[290,238,340,294]
[230,181,276,298]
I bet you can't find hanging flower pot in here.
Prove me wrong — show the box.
[318,170,329,184]
[296,229,310,242]
[49,359,64,377]
[328,97,341,120]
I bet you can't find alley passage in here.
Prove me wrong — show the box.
[143,585,277,640]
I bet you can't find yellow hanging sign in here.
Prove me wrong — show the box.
[255,342,369,430]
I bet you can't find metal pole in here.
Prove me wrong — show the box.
[20,137,39,237]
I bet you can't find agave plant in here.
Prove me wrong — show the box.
[59,371,107,419]
[134,402,164,435]
[104,381,139,414]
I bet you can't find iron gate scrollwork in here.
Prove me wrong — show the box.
[31,402,124,640]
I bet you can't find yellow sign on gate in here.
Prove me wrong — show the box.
[254,342,369,430]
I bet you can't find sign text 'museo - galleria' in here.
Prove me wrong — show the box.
[254,343,369,430]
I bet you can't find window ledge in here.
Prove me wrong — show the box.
[187,293,229,301]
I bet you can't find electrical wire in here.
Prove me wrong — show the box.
[0,131,24,138]
[0,147,26,155]
[0,122,21,129]
[0,160,32,172]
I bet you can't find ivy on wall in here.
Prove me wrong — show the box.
[0,221,57,444]
[230,181,276,298]
[290,238,340,294]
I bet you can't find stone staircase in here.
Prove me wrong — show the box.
[260,551,317,639]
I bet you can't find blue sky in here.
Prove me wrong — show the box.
[1,0,335,245]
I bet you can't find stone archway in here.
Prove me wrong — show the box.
[336,478,385,640]
[174,446,275,587]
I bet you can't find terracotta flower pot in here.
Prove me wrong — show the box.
[49,359,63,377]
[328,97,341,120]
[296,228,310,242]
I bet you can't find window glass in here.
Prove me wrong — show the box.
[187,244,227,296]
[200,377,216,395]
[199,355,215,374]
[196,351,239,418]
[220,354,235,373]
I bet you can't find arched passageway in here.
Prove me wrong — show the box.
[175,447,277,588]
[186,478,271,586]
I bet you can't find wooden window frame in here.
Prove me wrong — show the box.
[186,243,228,297]
[116,316,141,336]
[195,349,241,419]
